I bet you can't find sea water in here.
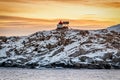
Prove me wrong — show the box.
[0,68,119,80]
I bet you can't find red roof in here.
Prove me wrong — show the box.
[59,21,63,24]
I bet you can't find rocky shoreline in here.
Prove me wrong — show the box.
[0,27,120,69]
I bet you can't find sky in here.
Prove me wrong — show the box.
[0,0,120,36]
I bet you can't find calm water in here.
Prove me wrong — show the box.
[0,68,119,80]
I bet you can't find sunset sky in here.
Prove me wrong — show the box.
[0,0,120,36]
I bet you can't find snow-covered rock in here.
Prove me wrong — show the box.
[107,24,120,32]
[0,25,120,69]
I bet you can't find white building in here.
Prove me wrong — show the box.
[57,21,69,29]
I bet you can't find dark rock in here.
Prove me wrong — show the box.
[69,51,80,57]
[112,63,120,69]
[25,62,39,68]
[50,47,64,57]
[2,59,14,67]
[79,56,88,62]
[112,57,120,63]
[116,51,120,57]
[79,56,93,63]
[104,64,111,69]
[103,53,113,60]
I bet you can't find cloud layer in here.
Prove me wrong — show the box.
[0,0,120,36]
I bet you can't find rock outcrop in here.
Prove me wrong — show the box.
[0,25,120,69]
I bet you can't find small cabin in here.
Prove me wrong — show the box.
[57,21,69,29]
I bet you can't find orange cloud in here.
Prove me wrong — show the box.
[103,2,120,8]
[0,15,116,28]
[53,0,120,8]
[0,0,31,3]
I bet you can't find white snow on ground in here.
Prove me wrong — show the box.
[64,42,79,51]
[0,25,120,68]
[0,47,7,57]
[50,52,67,63]
[83,48,117,58]
[107,24,120,32]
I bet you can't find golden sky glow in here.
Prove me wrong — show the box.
[0,0,120,36]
